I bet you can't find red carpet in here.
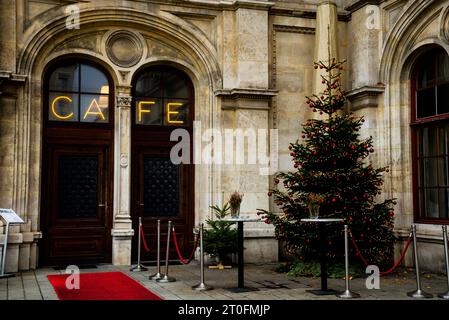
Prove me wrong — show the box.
[47,271,162,300]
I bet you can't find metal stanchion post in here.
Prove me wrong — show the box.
[131,217,148,272]
[438,225,449,299]
[150,220,162,280]
[407,224,433,298]
[157,220,176,283]
[192,223,212,291]
[337,225,359,298]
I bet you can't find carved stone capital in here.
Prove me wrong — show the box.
[116,95,132,108]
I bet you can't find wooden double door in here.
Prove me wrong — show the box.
[40,128,113,266]
[131,127,195,262]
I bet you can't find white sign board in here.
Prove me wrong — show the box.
[0,208,24,224]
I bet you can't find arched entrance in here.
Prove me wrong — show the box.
[40,58,114,266]
[131,65,195,261]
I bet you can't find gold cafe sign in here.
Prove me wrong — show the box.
[50,95,188,125]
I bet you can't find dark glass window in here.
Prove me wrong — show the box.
[143,157,180,217]
[412,47,449,221]
[47,62,110,123]
[58,155,99,219]
[134,67,192,126]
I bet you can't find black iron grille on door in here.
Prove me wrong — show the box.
[143,157,179,217]
[57,155,99,219]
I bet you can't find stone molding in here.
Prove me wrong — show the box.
[344,0,384,13]
[440,5,449,44]
[216,88,277,111]
[346,85,385,110]
[273,25,315,34]
[215,88,278,100]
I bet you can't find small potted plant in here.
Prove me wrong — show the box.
[203,203,238,266]
[229,191,243,218]
[307,193,324,219]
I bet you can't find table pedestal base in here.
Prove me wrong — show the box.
[227,287,259,293]
[307,288,338,296]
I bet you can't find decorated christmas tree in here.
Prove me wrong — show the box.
[259,59,396,268]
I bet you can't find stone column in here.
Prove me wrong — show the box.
[313,1,339,95]
[111,87,134,266]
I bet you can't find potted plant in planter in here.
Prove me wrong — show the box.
[203,203,238,267]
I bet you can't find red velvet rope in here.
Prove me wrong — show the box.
[348,230,412,276]
[172,226,199,265]
[139,224,156,254]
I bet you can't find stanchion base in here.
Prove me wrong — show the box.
[0,273,15,279]
[157,275,176,283]
[130,264,148,272]
[407,289,433,299]
[307,289,338,296]
[150,272,163,280]
[192,283,213,291]
[438,291,449,299]
[337,290,360,299]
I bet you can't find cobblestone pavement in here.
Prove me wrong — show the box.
[0,263,448,300]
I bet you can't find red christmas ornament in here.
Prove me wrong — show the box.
[267,192,272,197]
[290,152,295,157]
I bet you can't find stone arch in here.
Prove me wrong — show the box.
[377,0,449,233]
[14,6,223,265]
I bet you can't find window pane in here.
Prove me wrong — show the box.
[163,72,190,98]
[58,155,99,219]
[423,158,438,187]
[418,57,435,89]
[48,92,79,122]
[417,88,436,118]
[164,100,189,126]
[437,83,449,115]
[135,71,162,97]
[48,64,79,92]
[143,157,179,217]
[439,188,449,218]
[420,127,438,157]
[135,98,162,125]
[436,52,449,83]
[424,188,439,218]
[80,94,109,123]
[80,64,109,94]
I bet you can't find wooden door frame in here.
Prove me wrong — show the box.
[39,58,115,266]
[130,65,195,261]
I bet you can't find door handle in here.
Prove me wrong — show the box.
[98,204,106,207]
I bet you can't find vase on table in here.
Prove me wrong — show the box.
[308,203,320,219]
[230,206,240,218]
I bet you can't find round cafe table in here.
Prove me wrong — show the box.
[301,218,343,295]
[220,216,261,292]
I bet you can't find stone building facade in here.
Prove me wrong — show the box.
[0,0,448,272]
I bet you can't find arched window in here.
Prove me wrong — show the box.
[133,66,193,126]
[46,61,111,123]
[412,47,449,221]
